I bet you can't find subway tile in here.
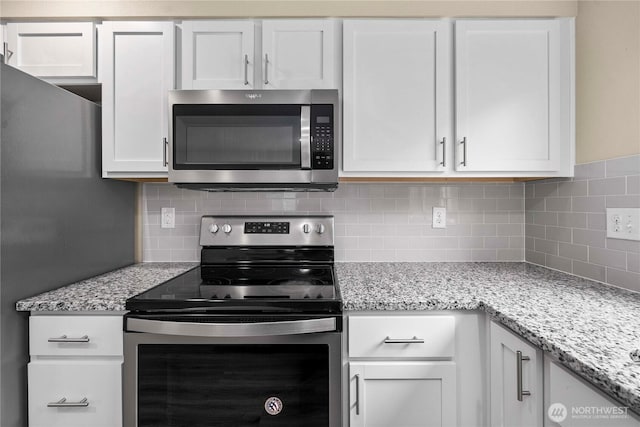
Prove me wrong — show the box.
[219,199,246,211]
[508,211,524,224]
[383,236,411,250]
[484,236,510,249]
[182,189,204,200]
[497,249,524,261]
[574,161,606,180]
[370,198,396,212]
[344,249,371,262]
[545,197,572,212]
[525,224,546,239]
[143,184,160,199]
[587,213,606,231]
[146,199,172,213]
[296,198,323,211]
[525,211,535,225]
[384,185,411,199]
[525,237,535,251]
[457,212,484,223]
[534,212,558,226]
[606,155,640,178]
[606,268,640,292]
[144,212,160,226]
[628,175,640,194]
[573,229,606,248]
[419,249,449,262]
[472,249,497,261]
[573,260,606,282]
[525,197,545,211]
[485,212,510,224]
[143,249,172,262]
[557,212,587,229]
[196,199,222,212]
[557,180,588,197]
[358,185,385,198]
[245,199,273,211]
[459,185,484,199]
[524,184,534,199]
[497,224,524,236]
[497,198,524,211]
[588,247,627,270]
[333,184,359,199]
[546,254,572,274]
[335,212,359,225]
[462,237,485,249]
[158,236,184,250]
[534,239,558,255]
[371,249,398,262]
[606,195,640,208]
[628,252,640,273]
[572,196,605,213]
[157,184,184,199]
[607,238,640,253]
[336,236,359,251]
[588,177,626,196]
[444,249,471,261]
[535,182,559,198]
[558,243,589,262]
[395,224,423,237]
[509,185,525,199]
[143,237,158,250]
[545,226,572,243]
[406,237,433,250]
[171,225,198,237]
[358,236,384,250]
[472,224,497,237]
[510,236,525,249]
[395,250,428,262]
[321,198,347,211]
[384,213,409,225]
[446,223,473,237]
[472,198,497,211]
[358,213,385,224]
[346,224,371,236]
[525,249,546,265]
[484,185,511,198]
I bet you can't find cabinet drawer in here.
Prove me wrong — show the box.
[30,315,123,357]
[348,315,455,358]
[28,361,122,427]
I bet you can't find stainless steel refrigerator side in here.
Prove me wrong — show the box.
[0,63,136,426]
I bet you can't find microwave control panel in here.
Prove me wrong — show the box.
[311,105,334,170]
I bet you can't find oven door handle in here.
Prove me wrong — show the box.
[126,317,337,337]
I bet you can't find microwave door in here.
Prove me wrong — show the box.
[300,106,311,169]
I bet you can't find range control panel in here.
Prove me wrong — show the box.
[200,215,334,247]
[311,104,334,170]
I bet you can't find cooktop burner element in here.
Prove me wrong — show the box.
[126,215,341,315]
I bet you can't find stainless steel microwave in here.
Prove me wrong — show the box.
[167,89,339,191]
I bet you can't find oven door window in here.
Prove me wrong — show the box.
[173,105,303,170]
[137,344,329,427]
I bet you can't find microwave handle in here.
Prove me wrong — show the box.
[300,106,311,169]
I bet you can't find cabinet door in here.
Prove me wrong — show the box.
[490,322,543,427]
[180,20,255,89]
[455,20,567,172]
[343,20,451,173]
[99,21,174,177]
[546,360,640,427]
[6,22,96,78]
[28,361,122,427]
[261,20,336,89]
[349,362,457,427]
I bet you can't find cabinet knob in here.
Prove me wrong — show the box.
[222,224,232,234]
[209,224,219,234]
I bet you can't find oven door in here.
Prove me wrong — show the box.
[123,317,342,427]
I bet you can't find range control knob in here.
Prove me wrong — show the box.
[209,224,219,234]
[222,224,232,234]
[303,224,311,234]
[315,224,326,234]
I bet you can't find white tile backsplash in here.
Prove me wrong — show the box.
[141,182,525,262]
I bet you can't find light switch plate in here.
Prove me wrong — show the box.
[606,208,640,241]
[432,207,446,229]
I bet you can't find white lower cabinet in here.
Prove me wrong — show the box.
[490,321,544,427]
[28,361,121,427]
[545,358,640,427]
[349,362,456,427]
[347,313,461,427]
[27,314,124,427]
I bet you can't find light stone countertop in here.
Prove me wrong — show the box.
[15,261,640,414]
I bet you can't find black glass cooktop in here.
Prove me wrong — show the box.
[126,266,341,314]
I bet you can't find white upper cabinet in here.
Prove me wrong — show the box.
[342,20,451,174]
[179,19,337,90]
[99,21,175,178]
[180,20,255,89]
[455,19,574,174]
[261,19,337,89]
[5,22,96,80]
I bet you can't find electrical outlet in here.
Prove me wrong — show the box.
[161,207,175,229]
[432,207,446,229]
[606,208,640,241]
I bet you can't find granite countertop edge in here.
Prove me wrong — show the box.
[15,261,640,414]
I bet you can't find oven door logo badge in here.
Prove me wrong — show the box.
[245,93,262,100]
[264,397,283,415]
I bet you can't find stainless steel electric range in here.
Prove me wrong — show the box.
[123,215,342,427]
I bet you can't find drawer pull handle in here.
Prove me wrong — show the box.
[47,397,89,408]
[47,335,90,343]
[354,374,360,415]
[383,336,425,344]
